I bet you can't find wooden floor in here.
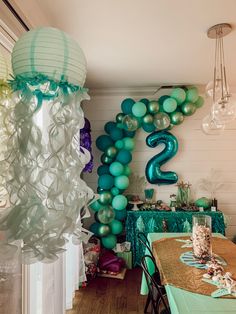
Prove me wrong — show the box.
[67,268,147,314]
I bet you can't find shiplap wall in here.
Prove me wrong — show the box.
[83,88,236,239]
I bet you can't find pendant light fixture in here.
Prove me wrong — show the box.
[202,23,235,135]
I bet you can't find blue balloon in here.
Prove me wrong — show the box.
[96,135,113,152]
[121,98,135,114]
[104,121,116,134]
[116,150,132,165]
[97,165,110,176]
[145,130,178,185]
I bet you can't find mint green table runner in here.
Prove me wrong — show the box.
[140,233,236,314]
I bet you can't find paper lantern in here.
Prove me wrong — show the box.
[12,27,87,87]
[0,50,8,80]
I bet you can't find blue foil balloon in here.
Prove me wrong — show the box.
[145,130,178,185]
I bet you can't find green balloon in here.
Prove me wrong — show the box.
[89,200,103,212]
[112,194,128,210]
[123,137,135,151]
[115,140,124,150]
[109,220,123,235]
[101,234,117,249]
[170,111,184,125]
[111,187,120,196]
[115,209,127,221]
[97,224,111,237]
[142,114,154,124]
[109,161,124,176]
[110,127,123,141]
[195,96,204,108]
[99,191,113,205]
[97,165,110,176]
[104,121,116,134]
[132,101,147,118]
[105,146,118,158]
[153,112,170,130]
[98,174,114,190]
[101,154,113,165]
[181,102,196,116]
[96,135,113,152]
[121,98,135,114]
[114,175,129,190]
[186,87,199,103]
[124,130,136,138]
[89,222,100,236]
[116,113,125,123]
[139,98,149,105]
[142,123,156,133]
[195,197,211,209]
[122,114,139,131]
[97,205,115,224]
[171,88,186,105]
[123,165,131,176]
[158,95,169,105]
[147,101,159,114]
[163,97,178,113]
[116,150,132,165]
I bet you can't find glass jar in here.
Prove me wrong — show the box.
[192,215,212,260]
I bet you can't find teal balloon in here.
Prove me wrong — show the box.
[171,88,186,105]
[116,150,132,165]
[123,165,131,176]
[115,209,127,221]
[114,175,129,190]
[97,224,111,237]
[98,174,114,190]
[122,114,139,131]
[181,102,196,116]
[111,187,120,196]
[153,112,170,130]
[97,206,115,224]
[112,195,128,210]
[89,222,100,236]
[96,135,113,152]
[123,137,135,151]
[99,191,113,205]
[158,95,170,105]
[105,146,118,158]
[186,87,199,103]
[142,114,154,124]
[97,165,110,176]
[89,200,103,212]
[139,98,149,105]
[101,234,117,249]
[110,127,124,141]
[142,123,156,133]
[109,161,124,176]
[147,101,159,114]
[109,220,123,235]
[101,154,113,165]
[115,140,124,150]
[132,101,147,118]
[145,130,178,185]
[116,113,125,123]
[170,111,184,125]
[104,121,116,134]
[124,130,136,138]
[163,98,178,113]
[121,98,135,114]
[195,96,204,108]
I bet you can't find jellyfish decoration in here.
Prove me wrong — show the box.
[80,117,94,173]
[0,27,94,264]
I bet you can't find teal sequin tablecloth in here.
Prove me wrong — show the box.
[125,210,226,266]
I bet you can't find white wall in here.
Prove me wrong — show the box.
[83,88,236,239]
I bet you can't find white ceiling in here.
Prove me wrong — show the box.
[29,0,236,89]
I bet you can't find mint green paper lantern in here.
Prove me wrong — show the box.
[12,27,87,87]
[114,175,129,190]
[112,195,128,210]
[132,101,147,118]
[109,161,124,177]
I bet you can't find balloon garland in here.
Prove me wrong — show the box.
[0,27,93,263]
[90,87,204,249]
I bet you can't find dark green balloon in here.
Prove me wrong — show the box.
[147,101,159,114]
[139,98,149,105]
[124,130,136,137]
[96,135,114,152]
[97,224,111,237]
[89,200,103,212]
[121,98,135,114]
[158,95,169,105]
[142,123,156,133]
[99,191,113,205]
[115,209,127,221]
[89,222,100,236]
[116,150,132,165]
[170,111,184,125]
[97,165,110,176]
[110,127,124,141]
[111,187,120,196]
[104,121,116,134]
[97,187,105,193]
[98,174,114,190]
[101,154,114,165]
[116,113,125,123]
[105,146,118,158]
[142,114,154,124]
[181,102,196,116]
[97,206,115,224]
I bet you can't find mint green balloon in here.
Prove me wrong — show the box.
[109,220,123,235]
[195,96,204,108]
[132,101,147,118]
[123,137,135,151]
[123,165,131,176]
[109,161,124,176]
[186,87,199,103]
[171,88,186,105]
[115,140,124,150]
[114,175,129,190]
[89,200,103,212]
[163,98,178,113]
[112,195,128,210]
[101,234,117,249]
[99,191,113,205]
[111,187,120,196]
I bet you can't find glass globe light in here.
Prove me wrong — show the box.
[213,96,236,123]
[202,114,225,135]
[205,79,222,98]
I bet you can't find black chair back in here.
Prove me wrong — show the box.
[137,232,156,260]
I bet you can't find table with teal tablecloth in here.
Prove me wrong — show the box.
[125,210,226,266]
[140,233,236,314]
